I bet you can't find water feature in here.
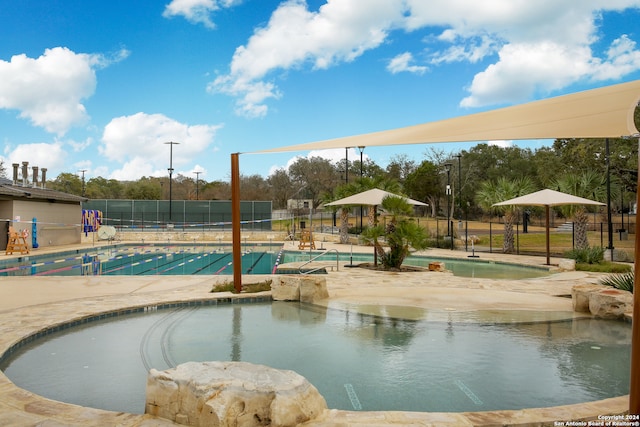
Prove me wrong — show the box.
[0,301,630,414]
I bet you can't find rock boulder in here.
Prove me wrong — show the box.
[271,275,328,303]
[145,361,327,427]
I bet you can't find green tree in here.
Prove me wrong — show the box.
[476,177,536,254]
[404,160,440,217]
[124,177,162,199]
[50,173,83,195]
[384,154,416,185]
[288,157,339,208]
[325,181,361,244]
[267,168,296,209]
[85,177,125,199]
[361,195,429,270]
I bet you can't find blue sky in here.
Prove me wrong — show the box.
[2,0,640,183]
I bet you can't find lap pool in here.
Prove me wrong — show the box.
[0,244,550,279]
[0,300,630,414]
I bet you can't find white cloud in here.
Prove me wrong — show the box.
[100,112,222,180]
[387,52,427,74]
[4,142,67,174]
[0,47,129,136]
[404,0,640,107]
[163,0,242,28]
[210,0,405,117]
[488,140,513,148]
[213,0,640,115]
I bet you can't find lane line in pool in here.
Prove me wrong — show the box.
[454,379,483,406]
[344,383,362,410]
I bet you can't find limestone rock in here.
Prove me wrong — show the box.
[145,361,327,427]
[571,284,603,313]
[271,275,328,303]
[588,288,633,319]
[299,276,329,303]
[271,276,300,301]
[558,258,575,271]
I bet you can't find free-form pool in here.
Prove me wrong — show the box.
[0,244,550,279]
[0,301,630,414]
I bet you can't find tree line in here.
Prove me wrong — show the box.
[1,137,636,222]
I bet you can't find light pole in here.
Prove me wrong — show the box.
[194,171,201,200]
[79,169,87,197]
[444,162,452,246]
[345,147,349,183]
[165,141,179,222]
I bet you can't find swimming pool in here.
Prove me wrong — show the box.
[0,301,630,414]
[0,244,550,279]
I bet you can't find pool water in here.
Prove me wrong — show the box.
[0,244,550,279]
[0,302,630,414]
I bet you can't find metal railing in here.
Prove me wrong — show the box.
[299,249,340,274]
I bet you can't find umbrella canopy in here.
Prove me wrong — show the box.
[325,188,427,207]
[493,188,606,208]
[492,189,605,264]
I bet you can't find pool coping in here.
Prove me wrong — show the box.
[0,282,630,426]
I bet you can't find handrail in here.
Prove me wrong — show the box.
[299,249,339,274]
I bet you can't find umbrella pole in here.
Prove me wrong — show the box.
[545,205,550,265]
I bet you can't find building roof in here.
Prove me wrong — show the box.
[0,179,87,204]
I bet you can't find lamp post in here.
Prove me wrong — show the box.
[444,162,452,246]
[194,171,201,200]
[345,147,349,184]
[165,141,179,222]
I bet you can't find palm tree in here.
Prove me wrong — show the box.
[476,177,535,254]
[361,195,429,269]
[324,182,360,244]
[551,171,609,250]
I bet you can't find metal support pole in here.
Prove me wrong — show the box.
[629,136,640,415]
[606,138,614,260]
[231,153,242,293]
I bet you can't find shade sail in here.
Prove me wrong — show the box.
[492,189,604,265]
[325,188,427,207]
[492,189,606,208]
[251,79,640,154]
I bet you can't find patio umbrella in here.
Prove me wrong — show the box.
[492,188,605,265]
[325,188,427,208]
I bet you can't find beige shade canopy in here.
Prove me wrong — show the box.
[325,188,427,207]
[492,188,606,208]
[492,188,605,265]
[250,79,640,154]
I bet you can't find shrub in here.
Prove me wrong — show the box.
[598,271,634,292]
[575,262,632,273]
[565,247,604,264]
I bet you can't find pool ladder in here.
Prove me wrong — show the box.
[299,249,340,274]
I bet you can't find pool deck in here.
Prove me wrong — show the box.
[0,241,631,426]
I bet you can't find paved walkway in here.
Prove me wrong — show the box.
[0,242,630,426]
